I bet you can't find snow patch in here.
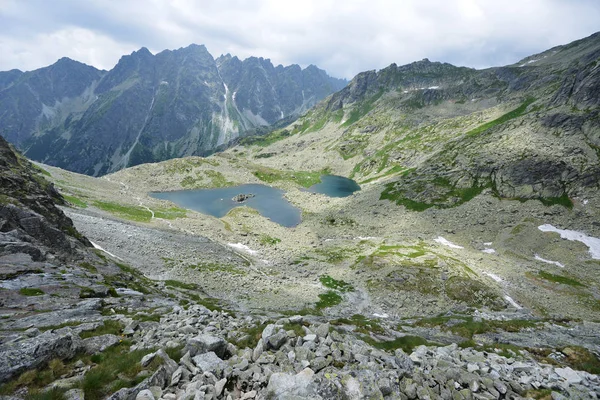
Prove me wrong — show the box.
[90,240,123,261]
[434,236,464,249]
[538,224,600,259]
[116,288,144,296]
[373,313,389,319]
[484,272,503,283]
[504,295,522,309]
[483,242,493,246]
[534,254,565,268]
[228,243,258,255]
[428,86,440,90]
[482,248,496,254]
[355,236,378,241]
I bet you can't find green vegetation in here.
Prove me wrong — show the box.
[342,90,384,127]
[80,341,157,400]
[466,97,536,136]
[80,320,123,339]
[259,234,281,246]
[79,262,98,273]
[0,359,69,398]
[19,288,44,296]
[31,164,51,177]
[63,194,88,208]
[153,207,186,219]
[380,176,490,211]
[240,129,291,147]
[332,314,384,335]
[319,275,354,292]
[538,193,574,209]
[93,201,152,222]
[252,166,330,188]
[359,334,433,353]
[315,247,359,263]
[164,279,197,290]
[537,271,584,287]
[315,291,342,309]
[415,315,539,339]
[231,322,271,349]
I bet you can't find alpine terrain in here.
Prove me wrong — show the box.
[1,32,600,399]
[0,46,346,176]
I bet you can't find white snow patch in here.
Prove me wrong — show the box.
[160,81,169,85]
[434,236,464,249]
[228,243,258,255]
[116,288,144,296]
[504,295,522,309]
[90,241,123,261]
[483,242,493,246]
[403,90,409,94]
[538,224,600,259]
[482,248,496,254]
[355,236,378,241]
[583,199,588,205]
[373,313,389,319]
[428,86,440,90]
[484,272,503,283]
[534,254,565,268]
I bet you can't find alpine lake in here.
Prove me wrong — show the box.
[150,175,360,227]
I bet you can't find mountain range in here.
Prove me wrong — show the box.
[0,45,346,176]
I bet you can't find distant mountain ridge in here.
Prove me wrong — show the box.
[0,45,346,176]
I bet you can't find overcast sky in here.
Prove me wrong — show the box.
[1,0,599,79]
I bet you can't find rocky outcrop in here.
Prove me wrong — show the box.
[231,193,255,203]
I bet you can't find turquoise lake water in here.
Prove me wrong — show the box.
[150,175,360,227]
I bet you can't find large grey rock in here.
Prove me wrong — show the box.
[185,334,227,358]
[266,368,322,399]
[0,328,82,382]
[193,352,226,376]
[82,334,120,354]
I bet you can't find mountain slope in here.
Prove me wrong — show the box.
[251,31,600,209]
[0,46,346,176]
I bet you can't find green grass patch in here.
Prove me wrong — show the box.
[332,314,384,335]
[466,97,536,136]
[538,271,584,287]
[32,164,51,177]
[319,275,354,292]
[79,262,98,273]
[93,201,151,222]
[359,334,432,353]
[231,322,271,349]
[164,279,198,290]
[63,194,88,208]
[342,90,384,127]
[19,288,44,296]
[79,341,156,400]
[416,316,539,339]
[154,206,187,219]
[538,193,573,209]
[315,291,343,309]
[259,234,281,246]
[80,320,123,339]
[252,167,330,188]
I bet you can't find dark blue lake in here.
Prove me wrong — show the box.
[307,175,361,197]
[150,184,302,227]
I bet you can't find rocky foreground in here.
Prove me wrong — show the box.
[3,302,599,400]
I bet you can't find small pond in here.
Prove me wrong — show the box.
[307,175,361,197]
[150,175,360,228]
[150,184,302,227]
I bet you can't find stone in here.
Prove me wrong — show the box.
[171,367,183,386]
[0,328,82,382]
[135,389,155,400]
[252,339,264,361]
[266,368,321,399]
[185,334,227,358]
[193,352,226,376]
[82,334,120,354]
[215,378,227,397]
[315,323,330,339]
[64,388,85,400]
[555,367,583,385]
[267,330,288,350]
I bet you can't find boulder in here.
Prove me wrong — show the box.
[192,352,226,376]
[0,328,82,382]
[266,368,322,399]
[185,334,227,358]
[82,334,120,354]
